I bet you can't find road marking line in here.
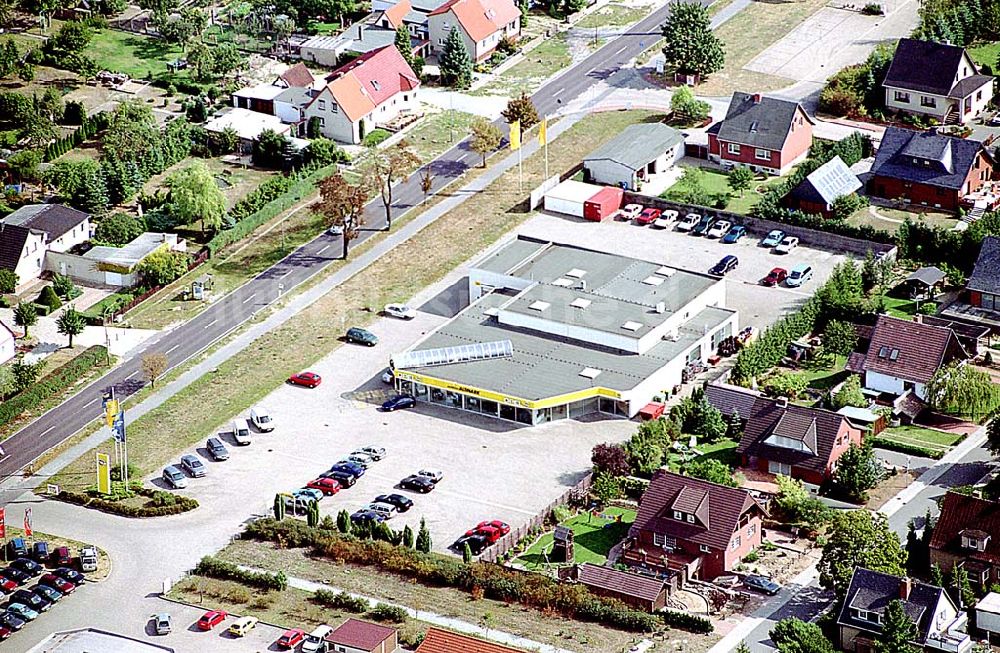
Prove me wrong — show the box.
[317,245,329,256]
[124,371,138,380]
[86,398,100,407]
[243,294,256,304]
[614,45,626,55]
[166,344,180,354]
[553,87,565,97]
[39,425,55,436]
[204,318,216,327]
[279,270,292,279]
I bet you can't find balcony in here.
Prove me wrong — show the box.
[925,630,972,653]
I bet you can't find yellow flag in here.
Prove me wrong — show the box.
[538,118,547,147]
[510,120,521,151]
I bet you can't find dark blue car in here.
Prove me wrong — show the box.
[709,255,739,276]
[381,394,416,412]
[350,510,386,525]
[329,461,365,478]
[721,225,747,243]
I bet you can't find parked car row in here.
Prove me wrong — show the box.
[452,519,511,557]
[0,556,87,640]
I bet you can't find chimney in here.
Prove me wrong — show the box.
[913,314,923,324]
[776,397,788,408]
[577,280,587,291]
[899,577,912,600]
[751,93,761,104]
[655,302,665,314]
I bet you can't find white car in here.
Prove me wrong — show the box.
[417,469,444,483]
[327,225,344,236]
[612,203,643,221]
[231,420,251,445]
[775,236,799,254]
[250,406,274,432]
[381,368,394,384]
[354,446,386,460]
[652,210,678,229]
[707,220,732,239]
[676,213,700,232]
[385,303,417,320]
[365,502,397,519]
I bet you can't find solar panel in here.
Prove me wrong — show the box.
[393,340,514,369]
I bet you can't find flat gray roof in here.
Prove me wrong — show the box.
[473,236,549,275]
[84,233,174,269]
[26,629,175,653]
[583,123,683,172]
[403,293,734,400]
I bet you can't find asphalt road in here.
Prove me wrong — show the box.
[0,5,681,482]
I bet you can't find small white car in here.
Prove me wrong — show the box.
[381,368,395,384]
[775,236,800,254]
[652,210,678,229]
[385,303,417,320]
[231,420,251,445]
[344,453,374,468]
[365,502,397,519]
[417,469,444,483]
[327,225,344,236]
[676,213,700,232]
[250,406,274,432]
[612,203,643,221]
[707,220,732,239]
[354,446,386,460]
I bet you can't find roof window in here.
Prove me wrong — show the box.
[642,276,664,286]
[528,301,550,312]
[570,298,591,309]
[552,278,573,287]
[621,321,642,331]
[371,80,381,91]
[566,268,587,279]
[656,266,675,277]
[579,367,602,379]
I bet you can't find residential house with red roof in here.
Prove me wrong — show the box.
[428,0,520,62]
[324,618,398,653]
[621,470,766,583]
[302,45,420,143]
[930,490,1000,590]
[707,92,813,176]
[415,627,525,653]
[737,397,865,487]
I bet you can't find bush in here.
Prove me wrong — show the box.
[367,603,408,623]
[193,555,288,590]
[861,3,883,14]
[0,346,107,429]
[662,609,713,633]
[869,437,944,460]
[313,588,370,612]
[57,486,198,517]
[0,269,16,293]
[362,128,392,147]
[36,285,62,311]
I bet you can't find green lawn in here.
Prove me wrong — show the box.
[666,438,739,471]
[661,166,782,215]
[878,295,937,319]
[846,206,959,235]
[576,3,650,28]
[306,21,341,34]
[515,507,635,570]
[878,425,964,451]
[405,110,478,164]
[969,41,1000,69]
[85,29,184,80]
[472,35,570,96]
[798,355,849,390]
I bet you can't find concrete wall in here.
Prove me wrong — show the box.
[43,251,135,288]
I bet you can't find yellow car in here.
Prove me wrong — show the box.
[228,616,259,637]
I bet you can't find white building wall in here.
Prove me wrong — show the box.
[498,309,641,352]
[303,90,363,144]
[467,270,532,301]
[864,370,904,395]
[0,328,14,364]
[275,101,302,124]
[48,218,91,253]
[884,86,949,121]
[636,279,727,354]
[13,232,47,285]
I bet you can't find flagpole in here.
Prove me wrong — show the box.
[518,146,523,192]
[544,119,548,180]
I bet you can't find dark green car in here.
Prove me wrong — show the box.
[346,327,378,347]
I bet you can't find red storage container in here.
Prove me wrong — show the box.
[582,187,624,222]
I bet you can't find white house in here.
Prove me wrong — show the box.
[427,0,520,62]
[0,204,91,288]
[0,322,15,364]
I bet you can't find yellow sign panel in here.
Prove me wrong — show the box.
[393,370,621,411]
[509,120,521,151]
[105,399,119,427]
[538,118,547,147]
[96,453,111,494]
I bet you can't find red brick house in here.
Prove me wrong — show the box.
[965,235,1000,317]
[737,397,865,487]
[868,126,995,212]
[707,92,814,175]
[784,155,863,218]
[622,470,766,583]
[416,627,525,653]
[325,618,398,653]
[929,491,1000,589]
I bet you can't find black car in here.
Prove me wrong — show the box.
[381,394,416,412]
[0,611,24,631]
[10,558,41,577]
[709,255,739,276]
[375,493,414,512]
[206,437,230,461]
[11,589,48,612]
[691,214,715,236]
[399,475,435,493]
[454,533,489,556]
[31,542,49,564]
[350,510,386,525]
[321,470,357,488]
[0,569,29,586]
[54,567,85,585]
[34,584,62,603]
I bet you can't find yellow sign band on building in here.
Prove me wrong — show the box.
[394,369,621,410]
[509,120,521,151]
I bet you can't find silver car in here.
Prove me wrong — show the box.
[206,437,229,461]
[162,465,187,489]
[180,454,206,478]
[365,502,397,519]
[354,446,386,461]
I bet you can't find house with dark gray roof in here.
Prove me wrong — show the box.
[785,155,862,218]
[941,236,1000,333]
[868,127,994,212]
[883,38,994,125]
[583,123,684,191]
[704,381,759,421]
[0,204,90,287]
[837,567,971,653]
[707,92,813,175]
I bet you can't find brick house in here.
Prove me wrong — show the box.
[572,563,670,612]
[737,397,865,487]
[965,235,1000,317]
[929,490,1000,590]
[883,38,994,125]
[622,470,766,583]
[416,627,525,653]
[706,92,813,175]
[325,618,398,653]
[868,127,995,213]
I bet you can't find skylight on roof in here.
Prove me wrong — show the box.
[621,321,642,331]
[655,266,675,277]
[552,278,573,287]
[889,349,900,361]
[484,307,499,317]
[749,121,759,133]
[528,301,550,312]
[570,298,592,309]
[642,276,664,286]
[579,367,602,379]
[878,346,890,358]
[566,268,587,279]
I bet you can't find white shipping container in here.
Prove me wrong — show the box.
[543,180,602,217]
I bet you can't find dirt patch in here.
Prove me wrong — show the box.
[866,470,917,511]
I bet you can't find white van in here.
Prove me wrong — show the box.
[231,420,252,445]
[302,625,333,652]
[250,407,274,432]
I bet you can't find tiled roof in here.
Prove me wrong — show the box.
[904,266,945,287]
[871,126,987,191]
[576,563,667,602]
[325,618,396,650]
[429,0,520,41]
[633,470,763,551]
[969,236,1000,296]
[416,627,527,653]
[383,0,412,28]
[836,567,950,643]
[318,45,419,122]
[278,62,315,88]
[862,314,965,384]
[2,203,88,240]
[716,92,810,152]
[884,38,970,96]
[930,491,1000,565]
[738,398,851,475]
[949,74,994,99]
[0,223,29,273]
[704,382,760,419]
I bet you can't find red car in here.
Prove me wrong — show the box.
[288,372,322,388]
[762,267,788,287]
[635,208,661,225]
[466,525,504,544]
[306,477,341,496]
[278,628,306,649]
[0,577,16,594]
[0,625,10,640]
[474,520,510,535]
[52,546,71,566]
[197,609,227,631]
[40,573,75,594]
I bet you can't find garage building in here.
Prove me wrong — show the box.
[583,123,684,190]
[389,236,738,425]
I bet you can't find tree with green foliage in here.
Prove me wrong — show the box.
[762,370,808,399]
[988,415,1000,456]
[253,128,294,169]
[52,274,76,299]
[45,159,109,214]
[11,357,42,393]
[307,499,320,527]
[819,510,906,598]
[772,474,831,530]
[685,458,738,487]
[905,518,930,576]
[395,24,415,71]
[728,166,754,198]
[136,249,188,287]
[823,319,858,358]
[950,564,975,609]
[95,213,146,247]
[769,617,835,653]
[625,417,679,474]
[462,542,473,563]
[337,509,350,533]
[304,138,342,165]
[470,117,502,167]
[875,599,919,653]
[670,85,711,122]
[834,440,880,503]
[832,193,867,222]
[502,91,540,131]
[734,641,751,653]
[930,562,945,588]
[416,517,431,553]
[0,269,16,294]
[13,302,36,338]
[273,494,286,520]
[439,27,472,89]
[402,524,414,548]
[833,375,867,409]
[0,365,13,400]
[154,7,206,46]
[927,362,1000,421]
[359,139,420,229]
[56,307,85,348]
[592,472,623,503]
[36,285,62,311]
[166,161,226,233]
[660,1,724,76]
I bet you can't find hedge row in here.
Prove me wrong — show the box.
[662,609,713,633]
[58,487,199,517]
[869,437,944,460]
[43,113,109,162]
[193,555,288,591]
[0,345,107,429]
[313,588,369,612]
[244,519,704,634]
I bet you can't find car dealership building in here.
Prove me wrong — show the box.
[389,237,739,425]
